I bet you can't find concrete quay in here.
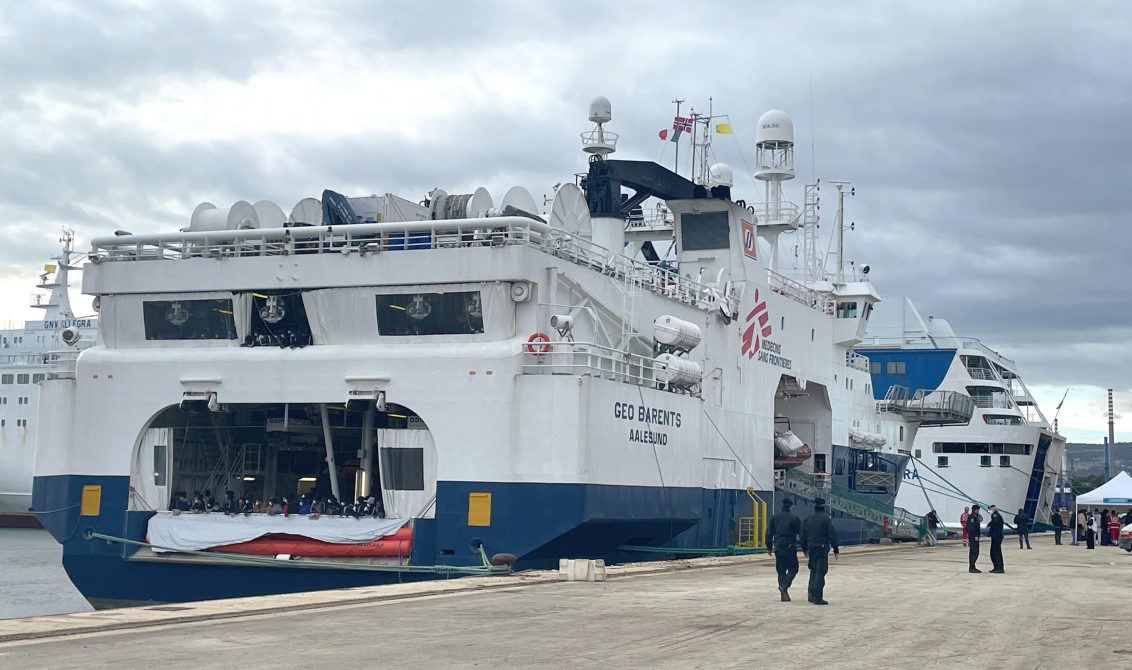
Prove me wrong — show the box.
[1,536,1129,669]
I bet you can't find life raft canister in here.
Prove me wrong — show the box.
[526,332,551,354]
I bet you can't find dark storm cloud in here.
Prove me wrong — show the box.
[0,1,1128,406]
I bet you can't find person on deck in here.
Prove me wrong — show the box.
[766,498,802,602]
[222,491,238,516]
[1014,508,1032,549]
[987,505,1005,573]
[1051,509,1064,545]
[966,504,983,573]
[800,498,839,605]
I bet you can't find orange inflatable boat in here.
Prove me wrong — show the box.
[208,527,412,557]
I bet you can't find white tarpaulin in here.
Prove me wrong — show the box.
[1076,471,1132,506]
[146,512,408,553]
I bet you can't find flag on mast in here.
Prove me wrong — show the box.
[715,122,733,134]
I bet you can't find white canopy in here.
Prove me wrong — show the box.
[1076,471,1132,506]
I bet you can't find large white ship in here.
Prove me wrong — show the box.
[0,232,97,525]
[859,297,1066,528]
[32,99,968,606]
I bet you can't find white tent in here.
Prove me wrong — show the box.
[1076,471,1132,506]
[1074,471,1132,545]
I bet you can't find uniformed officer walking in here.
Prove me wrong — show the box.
[800,498,839,605]
[987,504,1005,573]
[766,498,801,602]
[966,504,983,573]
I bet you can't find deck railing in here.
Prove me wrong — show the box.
[522,340,700,397]
[90,217,739,316]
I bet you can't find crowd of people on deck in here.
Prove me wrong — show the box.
[167,488,387,519]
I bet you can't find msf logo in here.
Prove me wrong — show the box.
[740,289,773,358]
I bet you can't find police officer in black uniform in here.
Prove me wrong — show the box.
[988,504,1005,573]
[800,498,839,605]
[766,498,802,602]
[966,504,983,572]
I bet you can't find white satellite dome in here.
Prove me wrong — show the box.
[755,109,794,145]
[708,163,734,188]
[588,96,612,124]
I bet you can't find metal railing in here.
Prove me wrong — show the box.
[522,340,700,397]
[777,468,924,540]
[967,367,999,381]
[44,350,79,380]
[879,385,976,425]
[845,351,870,372]
[768,270,835,313]
[90,217,738,316]
[747,201,801,226]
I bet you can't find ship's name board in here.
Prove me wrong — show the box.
[613,401,682,446]
[42,319,94,330]
[756,338,792,369]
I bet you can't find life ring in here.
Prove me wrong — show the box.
[526,332,551,354]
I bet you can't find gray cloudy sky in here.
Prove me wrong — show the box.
[1,1,1128,441]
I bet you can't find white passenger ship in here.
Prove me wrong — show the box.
[33,99,965,606]
[0,232,97,525]
[859,298,1066,528]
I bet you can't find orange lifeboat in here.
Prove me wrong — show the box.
[208,527,412,557]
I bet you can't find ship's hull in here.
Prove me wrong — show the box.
[35,472,776,606]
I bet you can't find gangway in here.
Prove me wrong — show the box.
[775,468,925,541]
[878,385,975,426]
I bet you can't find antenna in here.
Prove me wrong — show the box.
[581,96,617,158]
[829,180,855,282]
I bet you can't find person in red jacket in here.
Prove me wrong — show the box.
[960,506,970,547]
[1109,512,1121,544]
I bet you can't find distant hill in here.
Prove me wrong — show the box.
[1066,442,1132,477]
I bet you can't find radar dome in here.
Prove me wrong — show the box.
[708,163,734,188]
[755,109,794,145]
[588,96,612,123]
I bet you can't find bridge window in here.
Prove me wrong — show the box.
[16,374,29,384]
[999,456,1011,468]
[836,301,858,318]
[143,299,237,341]
[933,442,1033,456]
[679,212,731,250]
[32,374,44,383]
[376,291,484,336]
[979,455,992,467]
[1,374,11,384]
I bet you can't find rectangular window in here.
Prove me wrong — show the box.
[836,302,859,318]
[914,449,921,459]
[885,361,906,375]
[376,291,484,336]
[384,447,425,491]
[0,374,10,384]
[680,212,731,250]
[32,374,45,383]
[16,374,29,384]
[980,455,992,467]
[814,453,827,474]
[153,444,168,487]
[869,361,880,374]
[937,456,949,468]
[143,299,237,341]
[999,455,1011,468]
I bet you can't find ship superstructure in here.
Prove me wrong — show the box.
[0,231,97,524]
[33,99,963,606]
[859,297,1066,527]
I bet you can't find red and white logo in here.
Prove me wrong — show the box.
[740,219,757,260]
[740,289,774,358]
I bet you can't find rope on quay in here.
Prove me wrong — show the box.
[85,530,512,577]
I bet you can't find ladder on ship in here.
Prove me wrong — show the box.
[775,468,925,541]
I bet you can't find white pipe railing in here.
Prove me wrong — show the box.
[91,218,738,316]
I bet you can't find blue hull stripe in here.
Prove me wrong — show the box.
[34,474,885,605]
